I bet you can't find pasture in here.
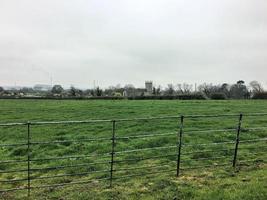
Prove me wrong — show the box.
[0,99,266,199]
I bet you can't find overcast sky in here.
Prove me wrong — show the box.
[0,0,267,88]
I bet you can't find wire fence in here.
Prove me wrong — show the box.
[0,113,267,197]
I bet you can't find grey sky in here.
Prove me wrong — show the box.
[0,0,267,88]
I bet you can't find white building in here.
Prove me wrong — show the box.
[33,84,52,91]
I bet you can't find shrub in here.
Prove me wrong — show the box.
[252,92,267,99]
[210,92,227,100]
[128,94,207,100]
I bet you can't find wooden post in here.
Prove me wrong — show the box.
[233,114,243,168]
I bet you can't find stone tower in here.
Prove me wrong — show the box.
[145,81,153,95]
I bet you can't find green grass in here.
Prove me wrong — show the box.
[0,99,266,199]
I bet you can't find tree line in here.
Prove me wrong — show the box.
[0,80,266,99]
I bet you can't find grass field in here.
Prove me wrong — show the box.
[0,99,266,200]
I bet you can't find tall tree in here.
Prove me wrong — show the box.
[51,85,64,94]
[230,80,249,99]
[95,87,103,96]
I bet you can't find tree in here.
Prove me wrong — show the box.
[0,87,4,93]
[69,86,76,96]
[249,81,264,95]
[155,86,161,95]
[124,84,136,97]
[229,80,249,99]
[237,80,245,85]
[165,84,175,95]
[176,83,193,94]
[95,87,103,96]
[176,84,184,94]
[198,83,230,98]
[69,86,83,97]
[220,83,230,97]
[51,85,64,94]
[198,83,217,97]
[152,85,161,95]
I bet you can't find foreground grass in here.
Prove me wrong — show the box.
[0,99,267,122]
[3,164,266,200]
[0,99,266,199]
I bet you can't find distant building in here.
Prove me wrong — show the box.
[33,84,52,91]
[122,90,128,97]
[145,81,153,95]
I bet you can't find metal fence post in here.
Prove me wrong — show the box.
[233,114,243,168]
[27,122,31,198]
[177,115,184,177]
[110,120,116,187]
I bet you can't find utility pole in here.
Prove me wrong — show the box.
[50,74,53,87]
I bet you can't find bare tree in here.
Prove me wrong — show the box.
[176,83,192,94]
[183,83,193,94]
[176,84,183,94]
[198,83,214,96]
[165,84,175,95]
[124,84,136,96]
[249,81,264,94]
[153,85,161,95]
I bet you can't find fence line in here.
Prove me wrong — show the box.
[1,113,267,126]
[0,113,266,197]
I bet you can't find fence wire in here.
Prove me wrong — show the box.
[0,113,266,196]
